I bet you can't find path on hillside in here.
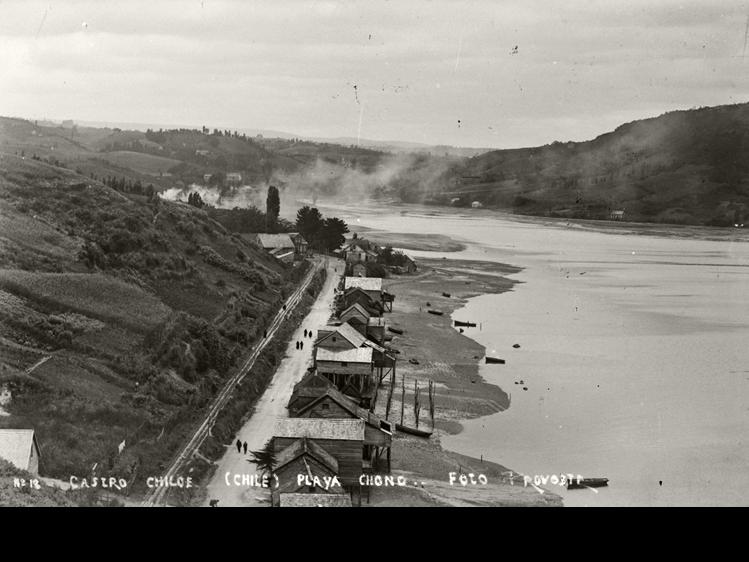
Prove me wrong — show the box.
[203,258,341,507]
[142,257,336,506]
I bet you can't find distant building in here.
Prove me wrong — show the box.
[288,233,309,258]
[226,172,242,184]
[195,149,210,157]
[249,233,298,264]
[471,201,483,209]
[0,429,41,474]
[610,210,625,220]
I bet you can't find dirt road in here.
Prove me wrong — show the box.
[203,258,341,507]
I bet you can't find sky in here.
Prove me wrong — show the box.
[2,0,749,149]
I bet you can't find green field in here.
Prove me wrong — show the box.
[97,151,181,176]
[0,270,171,333]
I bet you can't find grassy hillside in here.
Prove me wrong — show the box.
[0,143,310,499]
[410,102,749,226]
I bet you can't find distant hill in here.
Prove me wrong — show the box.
[409,103,749,226]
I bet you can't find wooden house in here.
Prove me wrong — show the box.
[288,233,309,258]
[271,418,364,489]
[288,371,336,415]
[0,429,41,474]
[344,277,383,304]
[294,386,393,472]
[351,263,367,277]
[314,347,375,407]
[250,233,296,264]
[339,303,371,331]
[366,316,387,344]
[270,437,346,507]
[339,287,383,316]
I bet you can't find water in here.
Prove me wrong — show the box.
[318,201,749,506]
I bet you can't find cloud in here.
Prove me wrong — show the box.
[1,0,748,148]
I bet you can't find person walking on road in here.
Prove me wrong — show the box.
[243,442,248,455]
[236,439,242,453]
[300,341,304,350]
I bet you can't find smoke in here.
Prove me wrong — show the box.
[159,152,456,211]
[271,152,455,204]
[159,183,265,209]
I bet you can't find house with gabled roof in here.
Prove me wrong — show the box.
[339,287,383,316]
[294,386,393,472]
[270,437,346,507]
[0,429,41,474]
[271,418,365,491]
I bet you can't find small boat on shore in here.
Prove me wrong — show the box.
[485,357,506,364]
[427,309,444,316]
[388,327,404,335]
[454,320,477,328]
[567,478,609,490]
[395,423,433,438]
[442,292,451,298]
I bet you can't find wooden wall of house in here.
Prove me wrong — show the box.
[366,324,385,343]
[273,438,363,486]
[316,360,372,376]
[298,396,354,420]
[316,334,356,351]
[364,425,392,448]
[271,456,344,507]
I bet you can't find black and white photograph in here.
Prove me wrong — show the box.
[0,0,747,508]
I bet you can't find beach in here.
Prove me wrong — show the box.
[365,254,562,507]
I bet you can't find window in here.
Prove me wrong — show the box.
[321,403,330,411]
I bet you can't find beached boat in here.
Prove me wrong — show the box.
[454,320,477,328]
[567,478,609,490]
[485,357,506,364]
[388,326,404,335]
[442,292,451,298]
[427,309,444,316]
[395,423,433,438]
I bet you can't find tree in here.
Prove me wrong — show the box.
[318,216,349,252]
[187,192,204,208]
[295,206,324,246]
[266,185,280,232]
[248,440,277,502]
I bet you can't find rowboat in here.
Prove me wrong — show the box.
[395,423,433,438]
[485,357,505,364]
[567,478,609,490]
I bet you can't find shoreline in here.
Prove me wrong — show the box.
[369,253,563,506]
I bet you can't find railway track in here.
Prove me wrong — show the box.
[141,259,323,507]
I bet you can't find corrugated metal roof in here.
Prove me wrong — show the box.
[344,277,382,292]
[279,493,352,507]
[255,233,295,250]
[273,418,364,441]
[315,347,373,363]
[0,429,37,471]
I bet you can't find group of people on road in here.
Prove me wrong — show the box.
[235,439,248,454]
[295,328,314,350]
